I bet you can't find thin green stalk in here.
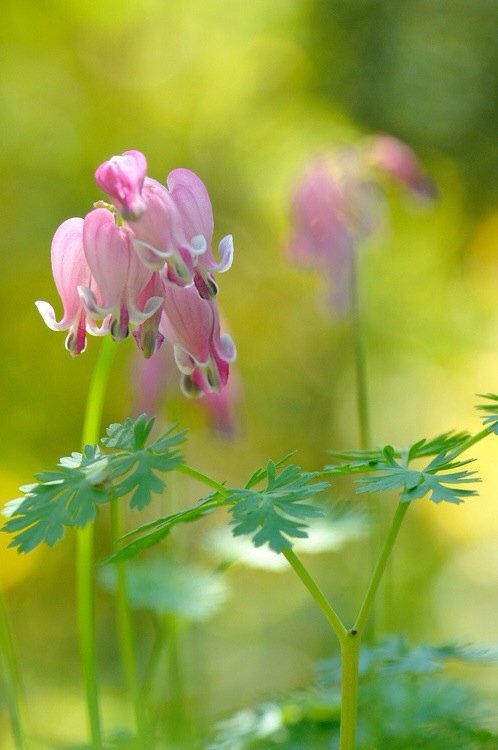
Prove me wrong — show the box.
[282,549,347,644]
[350,248,371,452]
[110,501,148,741]
[175,464,348,644]
[0,589,28,750]
[141,616,167,703]
[350,246,385,639]
[77,336,115,750]
[353,502,410,636]
[166,615,192,743]
[457,427,490,454]
[176,463,227,493]
[339,632,360,750]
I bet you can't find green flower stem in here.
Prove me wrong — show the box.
[350,248,371,452]
[458,427,490,453]
[76,527,102,749]
[350,247,385,640]
[176,463,227,493]
[175,464,349,642]
[141,615,167,703]
[166,615,192,743]
[0,589,28,750]
[337,502,411,748]
[110,501,148,741]
[339,631,360,750]
[353,502,410,636]
[77,336,115,750]
[282,549,347,644]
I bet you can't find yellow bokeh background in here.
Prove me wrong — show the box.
[0,0,497,744]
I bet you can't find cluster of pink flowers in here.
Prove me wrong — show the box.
[287,134,436,313]
[36,151,236,397]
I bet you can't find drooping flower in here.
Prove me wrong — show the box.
[94,149,147,220]
[132,271,165,358]
[159,281,236,397]
[77,208,163,342]
[366,134,437,199]
[40,150,237,399]
[132,328,241,434]
[287,135,435,313]
[124,177,200,284]
[166,168,234,298]
[35,218,106,356]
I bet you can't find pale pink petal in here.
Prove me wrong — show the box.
[160,282,215,365]
[166,168,214,245]
[47,217,89,326]
[82,208,131,310]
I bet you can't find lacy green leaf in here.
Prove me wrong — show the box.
[2,417,186,552]
[476,392,498,434]
[3,445,110,553]
[326,431,470,476]
[357,446,479,504]
[228,462,328,553]
[106,461,328,563]
[101,414,154,450]
[107,420,186,510]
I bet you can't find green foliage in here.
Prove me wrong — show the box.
[107,460,328,563]
[326,432,479,505]
[228,462,328,553]
[2,416,185,552]
[2,446,110,553]
[476,393,498,434]
[100,558,227,622]
[357,446,478,505]
[326,431,470,473]
[104,417,185,510]
[209,637,498,749]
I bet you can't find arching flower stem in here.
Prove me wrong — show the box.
[78,335,147,748]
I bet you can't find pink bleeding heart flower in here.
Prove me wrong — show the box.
[35,218,106,356]
[94,149,147,220]
[132,271,165,358]
[366,134,437,199]
[125,177,199,285]
[77,208,163,342]
[159,281,236,397]
[166,168,234,298]
[131,338,240,437]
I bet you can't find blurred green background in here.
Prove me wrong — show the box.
[1,0,498,746]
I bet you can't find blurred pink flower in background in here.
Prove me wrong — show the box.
[287,157,356,313]
[287,135,435,314]
[366,134,437,199]
[131,332,242,438]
